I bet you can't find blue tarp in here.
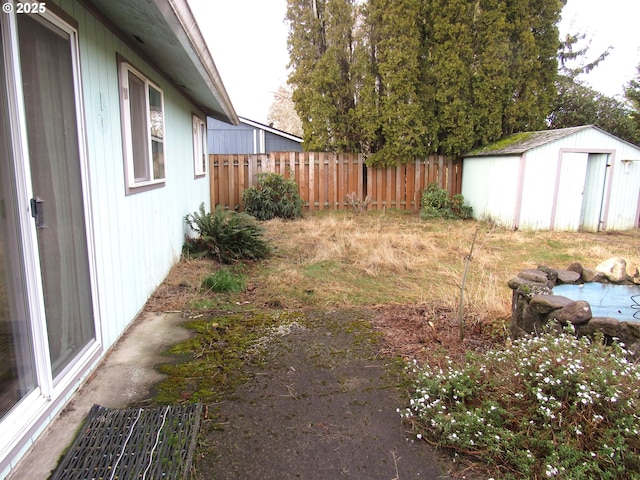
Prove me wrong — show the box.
[553,283,640,321]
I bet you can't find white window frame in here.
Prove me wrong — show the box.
[118,60,166,193]
[192,114,207,177]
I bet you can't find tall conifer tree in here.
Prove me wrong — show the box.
[422,0,476,155]
[469,0,511,146]
[287,0,357,152]
[502,0,563,134]
[358,0,429,165]
[287,0,565,160]
[625,64,640,142]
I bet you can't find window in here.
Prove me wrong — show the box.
[119,61,165,191]
[192,115,207,177]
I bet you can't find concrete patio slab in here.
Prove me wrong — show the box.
[7,312,192,480]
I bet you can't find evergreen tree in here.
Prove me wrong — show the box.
[358,0,429,165]
[550,76,639,146]
[286,0,566,160]
[502,0,564,134]
[550,27,638,145]
[286,0,325,148]
[469,0,511,146]
[351,0,382,156]
[558,32,611,79]
[422,0,476,156]
[625,63,640,140]
[286,0,358,152]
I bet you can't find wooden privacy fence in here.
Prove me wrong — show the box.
[210,152,462,212]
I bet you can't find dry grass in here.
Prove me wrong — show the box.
[256,211,638,316]
[144,256,217,312]
[148,210,640,338]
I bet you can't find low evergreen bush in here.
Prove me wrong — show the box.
[242,173,303,220]
[420,183,472,220]
[401,325,640,479]
[184,203,270,263]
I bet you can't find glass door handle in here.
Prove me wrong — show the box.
[30,197,46,228]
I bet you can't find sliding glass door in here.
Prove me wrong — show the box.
[0,39,37,420]
[0,8,96,426]
[17,13,95,379]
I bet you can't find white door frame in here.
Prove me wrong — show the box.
[0,5,102,467]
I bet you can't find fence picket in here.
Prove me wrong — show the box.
[209,152,462,212]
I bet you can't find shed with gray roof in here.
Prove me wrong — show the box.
[461,125,640,231]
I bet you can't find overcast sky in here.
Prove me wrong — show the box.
[187,0,640,124]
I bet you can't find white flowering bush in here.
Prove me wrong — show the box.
[401,325,640,479]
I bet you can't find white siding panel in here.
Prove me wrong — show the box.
[461,156,519,227]
[517,145,559,230]
[605,158,640,230]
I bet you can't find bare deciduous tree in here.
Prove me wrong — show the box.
[267,84,303,137]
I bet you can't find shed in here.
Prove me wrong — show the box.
[461,125,640,231]
[0,0,236,476]
[208,116,303,154]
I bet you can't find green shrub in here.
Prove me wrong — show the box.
[201,268,246,293]
[242,173,303,220]
[420,183,472,220]
[401,325,640,479]
[184,203,270,263]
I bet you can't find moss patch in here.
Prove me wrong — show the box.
[467,131,535,155]
[154,310,306,404]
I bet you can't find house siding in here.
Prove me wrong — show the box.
[208,116,302,154]
[1,1,224,475]
[265,131,303,152]
[51,0,210,348]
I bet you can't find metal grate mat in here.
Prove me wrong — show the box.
[50,403,202,480]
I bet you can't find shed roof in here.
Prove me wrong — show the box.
[465,125,594,157]
[88,0,238,124]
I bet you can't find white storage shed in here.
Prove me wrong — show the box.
[461,125,640,231]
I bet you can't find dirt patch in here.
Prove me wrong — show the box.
[194,309,453,480]
[372,303,504,368]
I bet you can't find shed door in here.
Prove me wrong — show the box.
[579,154,609,232]
[555,152,589,231]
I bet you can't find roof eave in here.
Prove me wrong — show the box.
[85,0,239,125]
[164,0,239,124]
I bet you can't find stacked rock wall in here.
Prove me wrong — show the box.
[509,257,640,356]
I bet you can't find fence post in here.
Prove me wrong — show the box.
[414,158,421,211]
[357,154,364,202]
[209,154,216,209]
[318,152,326,210]
[330,153,337,209]
[308,152,316,211]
